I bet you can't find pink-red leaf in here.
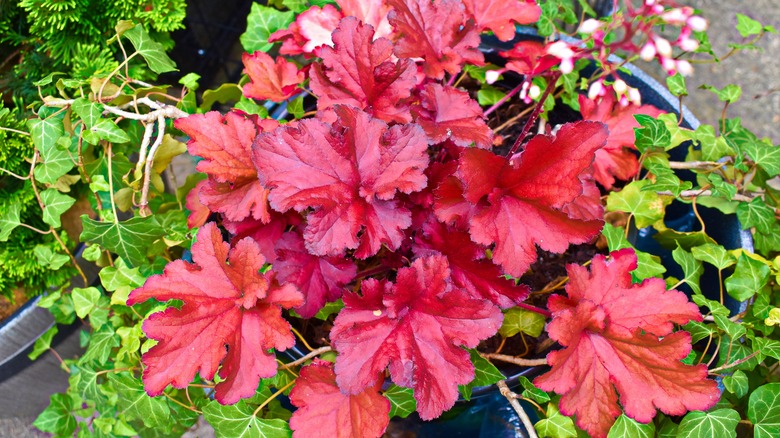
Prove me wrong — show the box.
[242,51,304,102]
[297,4,343,54]
[534,249,719,438]
[289,359,390,438]
[458,121,607,277]
[175,112,278,222]
[127,223,304,404]
[387,0,484,79]
[462,0,541,41]
[310,17,417,124]
[414,219,528,308]
[185,179,209,229]
[253,105,428,258]
[411,83,493,148]
[331,254,503,420]
[579,94,665,188]
[339,0,393,38]
[274,232,357,318]
[222,210,297,264]
[499,40,560,77]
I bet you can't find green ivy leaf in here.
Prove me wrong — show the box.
[82,325,120,365]
[535,402,576,438]
[34,245,70,270]
[28,326,58,360]
[89,119,132,144]
[459,349,504,400]
[602,224,666,280]
[109,373,171,428]
[695,125,733,162]
[718,334,760,371]
[203,399,292,438]
[666,73,687,96]
[99,258,147,305]
[517,376,550,404]
[499,307,546,338]
[72,98,104,129]
[754,337,780,362]
[724,253,770,301]
[672,245,703,295]
[691,243,735,270]
[692,294,730,317]
[30,113,75,184]
[742,142,780,177]
[80,215,165,267]
[606,180,669,229]
[702,84,742,103]
[677,409,739,438]
[714,315,746,339]
[684,320,715,343]
[33,393,77,435]
[0,202,22,241]
[72,287,102,319]
[607,414,654,437]
[282,0,308,13]
[241,4,295,53]
[287,95,304,119]
[722,370,748,398]
[124,25,178,74]
[235,96,270,117]
[384,385,416,419]
[633,114,671,152]
[477,85,506,106]
[737,198,775,235]
[41,188,76,229]
[736,13,764,37]
[656,414,679,437]
[749,383,780,438]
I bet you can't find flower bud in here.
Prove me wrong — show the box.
[578,19,602,34]
[628,87,642,105]
[528,84,541,99]
[547,41,575,59]
[639,42,657,61]
[662,8,687,25]
[687,16,708,32]
[588,81,604,100]
[485,70,502,85]
[613,79,627,94]
[654,37,672,57]
[678,37,699,52]
[676,60,693,76]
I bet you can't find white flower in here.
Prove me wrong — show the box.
[676,60,693,76]
[485,70,502,85]
[687,16,708,32]
[613,79,628,94]
[640,42,657,61]
[628,87,642,105]
[654,37,673,58]
[679,38,699,52]
[588,81,604,100]
[578,19,602,34]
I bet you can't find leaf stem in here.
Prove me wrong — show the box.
[290,326,317,352]
[515,302,552,318]
[17,222,52,235]
[708,350,760,374]
[253,379,296,417]
[107,143,119,225]
[483,353,547,367]
[506,74,559,158]
[484,82,524,117]
[497,380,539,438]
[0,126,30,136]
[0,166,31,180]
[281,346,332,370]
[138,115,166,216]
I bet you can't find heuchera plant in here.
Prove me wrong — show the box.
[121,1,721,436]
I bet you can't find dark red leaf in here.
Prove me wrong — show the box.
[310,17,417,123]
[331,255,503,420]
[175,112,278,222]
[127,223,304,404]
[222,211,297,264]
[534,249,719,438]
[387,0,484,79]
[290,359,390,438]
[457,121,607,277]
[274,231,357,318]
[253,105,428,258]
[414,219,528,308]
[411,83,493,148]
[462,0,541,41]
[242,51,304,102]
[579,94,665,189]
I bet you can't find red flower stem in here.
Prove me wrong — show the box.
[355,265,392,279]
[506,73,559,158]
[515,302,552,318]
[483,81,525,117]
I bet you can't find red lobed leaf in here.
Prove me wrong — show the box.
[462,0,541,41]
[331,254,503,420]
[242,51,304,102]
[411,83,493,148]
[499,40,560,76]
[127,223,304,404]
[252,105,428,258]
[534,249,719,438]
[185,179,210,229]
[222,210,298,264]
[387,0,484,79]
[579,94,665,189]
[339,0,393,38]
[458,121,607,277]
[310,17,417,124]
[274,231,357,318]
[297,4,343,54]
[175,112,278,223]
[289,359,390,438]
[414,219,529,308]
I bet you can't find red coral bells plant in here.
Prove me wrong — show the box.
[121,0,724,436]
